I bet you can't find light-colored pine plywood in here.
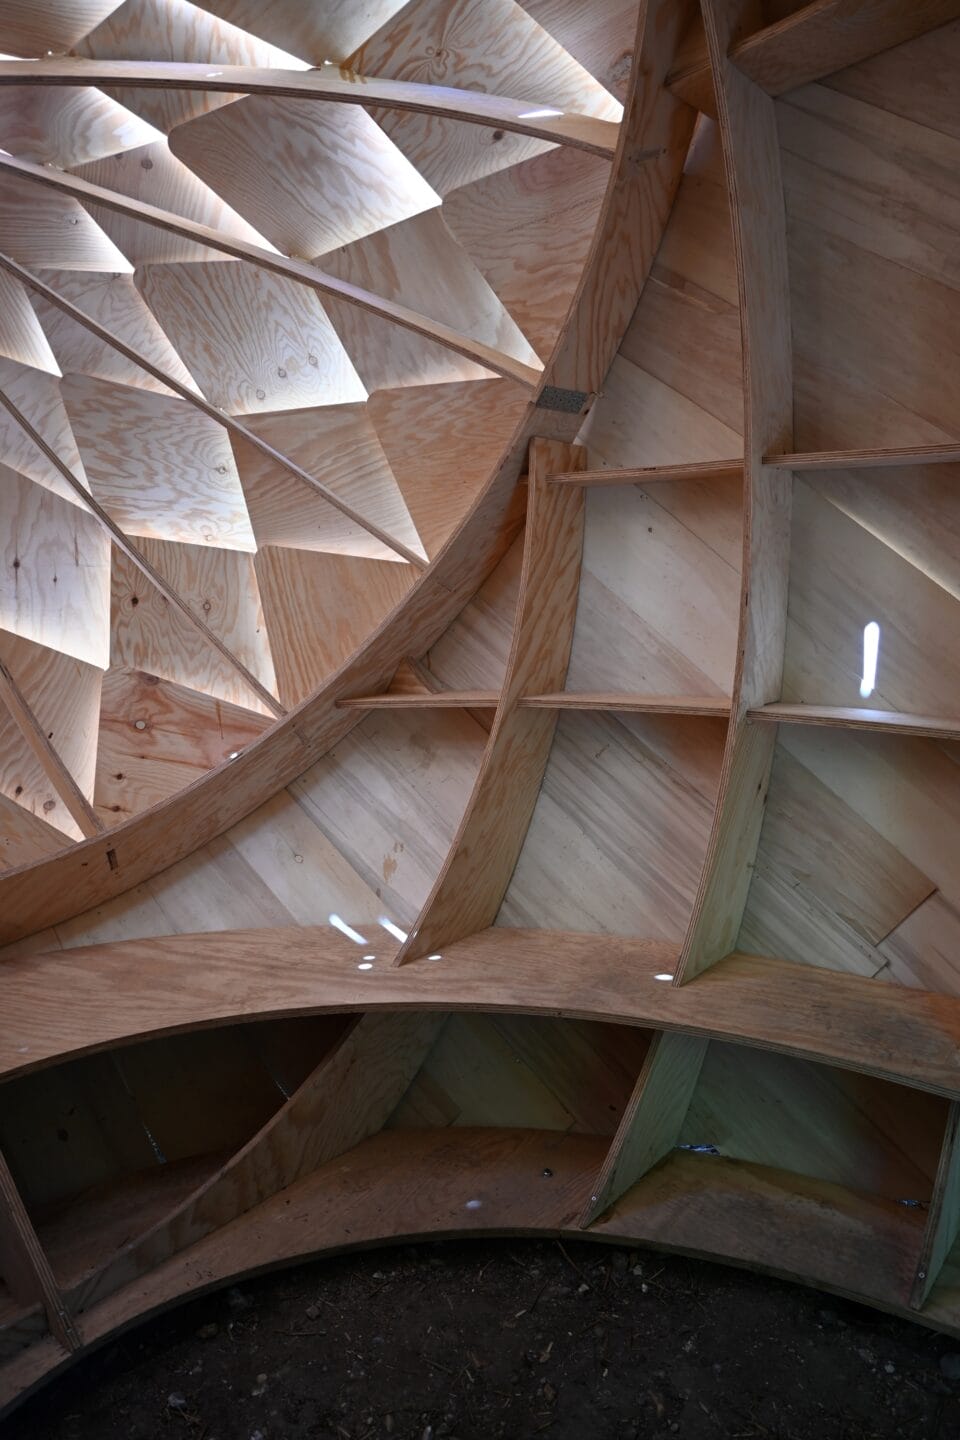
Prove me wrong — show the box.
[0,361,90,510]
[138,262,366,415]
[61,375,256,552]
[522,0,639,100]
[184,0,408,64]
[367,379,529,559]
[170,95,439,260]
[255,548,415,707]
[94,668,271,825]
[424,534,524,694]
[826,16,960,142]
[0,632,102,806]
[0,273,59,378]
[0,464,110,670]
[0,84,157,170]
[0,0,123,56]
[232,405,423,563]
[0,169,130,274]
[580,356,742,471]
[0,791,66,873]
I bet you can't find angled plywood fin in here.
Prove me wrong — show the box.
[0,785,68,872]
[137,261,366,414]
[168,95,440,260]
[0,0,124,56]
[0,703,82,843]
[232,403,425,562]
[0,169,131,275]
[60,374,256,551]
[0,84,160,170]
[0,271,60,378]
[73,140,279,267]
[442,147,610,360]
[110,544,276,716]
[521,0,637,100]
[0,361,89,508]
[32,272,199,398]
[94,666,272,825]
[186,0,409,64]
[0,462,111,670]
[255,547,416,706]
[316,208,540,392]
[0,632,102,807]
[74,0,311,134]
[367,377,530,558]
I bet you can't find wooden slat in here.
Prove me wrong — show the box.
[0,155,542,392]
[668,0,960,114]
[396,438,586,963]
[0,659,102,841]
[580,1031,708,1224]
[338,691,500,711]
[10,930,960,1100]
[0,60,620,157]
[550,458,743,486]
[765,442,960,471]
[521,693,731,715]
[912,1103,960,1307]
[675,0,794,983]
[0,1152,79,1354]
[0,255,428,569]
[0,386,285,720]
[66,1012,442,1315]
[751,705,960,742]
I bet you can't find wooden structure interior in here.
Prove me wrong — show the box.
[1,0,960,1412]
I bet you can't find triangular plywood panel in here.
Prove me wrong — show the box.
[255,547,416,705]
[0,631,103,804]
[0,462,111,669]
[0,85,160,170]
[0,0,124,56]
[0,270,60,378]
[0,170,132,274]
[0,358,91,509]
[188,0,409,64]
[138,261,366,414]
[169,96,440,259]
[522,0,638,99]
[110,544,275,715]
[33,272,199,397]
[317,209,539,392]
[0,786,69,871]
[232,403,425,562]
[75,0,310,134]
[61,374,256,550]
[94,666,272,825]
[367,378,529,557]
[74,141,278,267]
[0,705,82,843]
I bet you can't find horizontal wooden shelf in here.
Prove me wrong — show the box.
[0,1129,948,1410]
[6,929,960,1100]
[0,60,620,158]
[338,691,499,710]
[750,705,960,742]
[549,458,743,487]
[764,443,960,472]
[338,692,731,715]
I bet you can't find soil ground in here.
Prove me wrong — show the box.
[5,1239,960,1440]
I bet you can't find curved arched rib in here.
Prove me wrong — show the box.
[0,154,542,393]
[0,386,287,718]
[0,60,620,157]
[0,254,428,569]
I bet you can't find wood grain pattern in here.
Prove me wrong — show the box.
[0,656,102,840]
[0,0,124,56]
[0,169,130,275]
[912,1103,960,1306]
[0,1152,78,1354]
[397,438,586,961]
[0,83,156,169]
[753,706,960,742]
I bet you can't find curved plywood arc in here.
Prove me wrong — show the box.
[3,0,960,1415]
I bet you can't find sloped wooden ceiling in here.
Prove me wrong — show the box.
[2,0,960,1412]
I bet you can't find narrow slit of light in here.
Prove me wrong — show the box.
[379,917,408,942]
[517,107,564,119]
[654,973,674,982]
[860,621,880,698]
[328,913,368,945]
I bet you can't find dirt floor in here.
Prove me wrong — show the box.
[5,1239,960,1440]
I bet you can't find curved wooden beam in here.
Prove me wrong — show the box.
[0,156,542,393]
[0,60,620,157]
[0,386,286,720]
[0,255,427,570]
[5,928,960,1101]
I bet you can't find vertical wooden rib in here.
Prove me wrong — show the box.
[395,438,586,963]
[0,1152,80,1354]
[580,1032,709,1225]
[674,0,794,982]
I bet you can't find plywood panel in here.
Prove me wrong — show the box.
[138,262,366,414]
[522,0,638,99]
[0,360,90,510]
[0,632,101,803]
[0,169,131,273]
[0,85,158,169]
[580,355,742,471]
[0,273,59,378]
[0,464,110,670]
[232,404,423,563]
[188,0,408,64]
[110,546,274,715]
[367,378,529,557]
[94,667,271,825]
[169,96,439,259]
[33,271,198,398]
[501,711,725,937]
[75,0,310,133]
[0,791,66,872]
[826,17,960,143]
[255,548,415,706]
[317,209,538,393]
[62,374,256,551]
[426,534,523,690]
[74,140,276,267]
[442,146,609,359]
[0,0,124,57]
